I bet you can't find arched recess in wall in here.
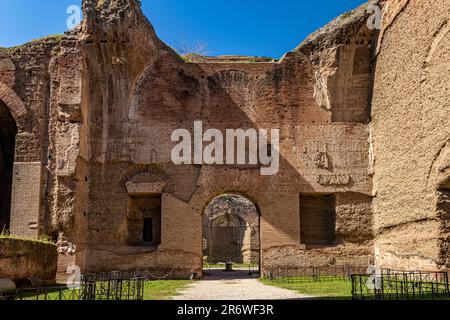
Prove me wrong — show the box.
[127,51,177,122]
[0,82,29,126]
[0,99,17,230]
[202,193,261,268]
[0,83,30,231]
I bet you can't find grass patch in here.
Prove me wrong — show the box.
[0,34,63,55]
[340,10,354,20]
[143,280,192,300]
[260,278,352,300]
[16,280,192,301]
[19,286,77,301]
[0,229,56,246]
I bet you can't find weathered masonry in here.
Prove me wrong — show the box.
[0,0,448,276]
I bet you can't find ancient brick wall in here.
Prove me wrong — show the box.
[0,0,380,276]
[0,32,83,245]
[71,0,375,275]
[0,238,57,284]
[0,39,59,238]
[371,0,450,270]
[2,0,447,277]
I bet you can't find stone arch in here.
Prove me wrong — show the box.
[0,82,28,126]
[128,51,185,122]
[0,97,18,230]
[196,189,262,216]
[202,193,261,265]
[119,165,170,191]
[188,168,269,215]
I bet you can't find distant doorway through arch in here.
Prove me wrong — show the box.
[0,100,17,231]
[202,193,260,275]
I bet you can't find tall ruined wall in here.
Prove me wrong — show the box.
[371,0,450,270]
[1,39,56,238]
[0,31,83,264]
[74,0,376,274]
[0,40,58,237]
[2,0,448,276]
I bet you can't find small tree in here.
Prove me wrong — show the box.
[177,35,209,63]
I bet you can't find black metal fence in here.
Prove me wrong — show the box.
[203,263,260,276]
[351,269,450,300]
[266,265,368,283]
[1,286,82,301]
[0,268,193,301]
[1,272,145,301]
[78,272,145,300]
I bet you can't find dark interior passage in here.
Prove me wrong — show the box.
[0,100,17,231]
[143,218,154,242]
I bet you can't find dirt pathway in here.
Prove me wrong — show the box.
[173,270,310,300]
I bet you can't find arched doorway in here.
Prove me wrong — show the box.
[202,194,260,272]
[0,99,17,231]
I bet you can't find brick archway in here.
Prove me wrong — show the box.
[0,82,28,125]
[202,193,261,267]
[0,83,31,232]
[0,97,18,230]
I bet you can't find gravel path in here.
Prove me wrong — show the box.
[173,270,310,300]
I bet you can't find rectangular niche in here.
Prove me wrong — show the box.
[127,194,162,247]
[300,194,336,245]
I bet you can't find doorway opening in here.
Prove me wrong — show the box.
[143,218,154,242]
[0,100,17,231]
[202,193,260,277]
[127,194,162,248]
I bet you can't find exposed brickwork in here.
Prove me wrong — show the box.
[1,0,446,277]
[0,0,377,276]
[371,0,450,271]
[0,238,57,284]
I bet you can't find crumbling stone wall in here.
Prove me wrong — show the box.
[71,0,375,275]
[0,38,61,238]
[371,0,450,270]
[0,0,380,276]
[3,0,447,276]
[0,238,57,284]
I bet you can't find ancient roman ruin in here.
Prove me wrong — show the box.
[0,0,448,279]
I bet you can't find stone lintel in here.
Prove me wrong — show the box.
[126,181,166,196]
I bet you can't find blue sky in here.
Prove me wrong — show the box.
[0,0,366,58]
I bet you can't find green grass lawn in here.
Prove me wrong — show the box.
[15,280,192,301]
[143,280,192,300]
[260,278,353,300]
[18,286,78,301]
